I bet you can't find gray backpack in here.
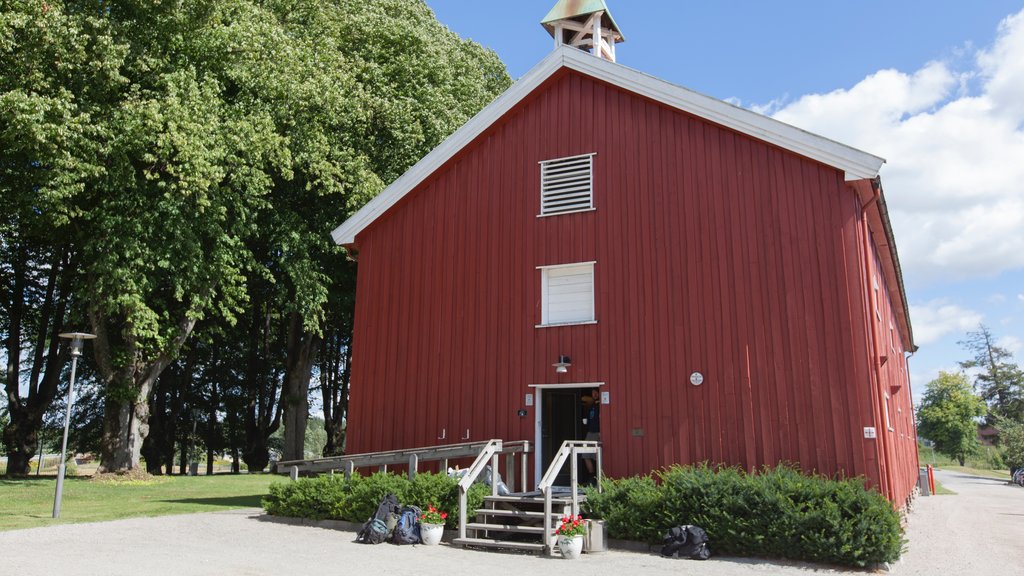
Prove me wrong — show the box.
[357,494,400,544]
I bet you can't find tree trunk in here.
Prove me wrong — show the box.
[1,417,38,476]
[206,381,217,476]
[282,313,320,462]
[99,391,151,473]
[3,249,68,476]
[321,325,351,457]
[241,305,282,472]
[92,311,196,473]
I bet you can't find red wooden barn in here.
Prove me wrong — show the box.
[332,2,919,505]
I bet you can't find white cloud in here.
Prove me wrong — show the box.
[998,335,1023,355]
[909,300,983,345]
[1018,293,1024,303]
[764,10,1024,284]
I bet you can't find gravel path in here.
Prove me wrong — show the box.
[894,469,1024,575]
[1,469,1020,575]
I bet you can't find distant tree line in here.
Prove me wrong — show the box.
[1,0,510,475]
[917,324,1024,473]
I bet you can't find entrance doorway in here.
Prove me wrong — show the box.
[532,383,602,487]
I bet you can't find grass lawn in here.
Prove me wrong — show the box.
[0,473,279,532]
[932,479,957,495]
[931,464,1010,480]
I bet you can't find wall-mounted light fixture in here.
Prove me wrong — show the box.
[553,355,571,373]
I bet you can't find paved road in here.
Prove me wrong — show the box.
[0,470,1020,575]
[895,469,1024,575]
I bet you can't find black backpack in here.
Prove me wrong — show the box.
[661,524,711,560]
[391,505,423,545]
[357,494,400,544]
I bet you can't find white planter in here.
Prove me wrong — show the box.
[558,535,584,559]
[420,522,444,545]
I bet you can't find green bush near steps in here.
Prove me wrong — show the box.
[262,471,488,530]
[583,464,904,567]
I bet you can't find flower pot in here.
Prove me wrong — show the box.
[558,535,584,559]
[420,522,444,545]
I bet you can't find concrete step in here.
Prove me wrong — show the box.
[464,522,545,534]
[452,537,546,552]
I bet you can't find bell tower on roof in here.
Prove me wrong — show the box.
[541,0,625,62]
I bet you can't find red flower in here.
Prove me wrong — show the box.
[441,512,447,519]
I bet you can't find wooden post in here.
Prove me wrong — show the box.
[592,11,602,59]
[408,454,418,481]
[289,465,298,481]
[554,23,563,49]
[491,453,499,496]
[345,460,355,480]
[506,453,516,493]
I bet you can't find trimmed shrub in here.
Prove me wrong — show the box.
[263,471,487,529]
[584,464,903,567]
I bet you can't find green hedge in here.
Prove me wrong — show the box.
[583,464,904,567]
[262,471,488,529]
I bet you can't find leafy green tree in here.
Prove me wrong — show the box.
[916,371,988,466]
[3,0,509,473]
[997,418,1024,475]
[1,0,117,474]
[959,325,1024,425]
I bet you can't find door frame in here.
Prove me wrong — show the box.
[528,382,605,487]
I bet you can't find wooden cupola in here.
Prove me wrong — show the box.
[541,0,625,62]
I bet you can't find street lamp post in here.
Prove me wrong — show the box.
[54,332,96,519]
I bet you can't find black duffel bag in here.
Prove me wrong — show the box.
[661,524,711,560]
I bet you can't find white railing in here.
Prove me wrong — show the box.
[538,440,602,554]
[457,439,503,540]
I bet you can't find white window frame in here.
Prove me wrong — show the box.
[538,153,596,217]
[884,392,893,432]
[536,261,597,327]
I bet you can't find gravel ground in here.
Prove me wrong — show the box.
[1,469,1020,576]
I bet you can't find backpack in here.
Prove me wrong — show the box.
[356,494,400,544]
[391,505,423,545]
[661,524,711,560]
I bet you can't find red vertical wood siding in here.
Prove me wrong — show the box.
[345,69,915,500]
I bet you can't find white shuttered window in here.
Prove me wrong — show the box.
[539,262,595,326]
[539,153,595,215]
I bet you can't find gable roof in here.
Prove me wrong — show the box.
[331,46,885,246]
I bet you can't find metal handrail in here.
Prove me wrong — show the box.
[538,440,602,555]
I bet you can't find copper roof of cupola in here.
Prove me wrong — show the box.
[541,0,625,41]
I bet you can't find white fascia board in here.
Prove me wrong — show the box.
[331,49,570,246]
[558,48,885,181]
[331,46,885,246]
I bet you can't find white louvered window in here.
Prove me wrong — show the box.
[538,262,596,327]
[539,153,595,216]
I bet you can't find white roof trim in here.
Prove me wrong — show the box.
[332,47,884,246]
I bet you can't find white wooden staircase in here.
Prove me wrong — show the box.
[454,440,601,555]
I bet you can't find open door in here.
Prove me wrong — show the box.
[540,388,584,486]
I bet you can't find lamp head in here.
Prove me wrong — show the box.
[59,332,97,358]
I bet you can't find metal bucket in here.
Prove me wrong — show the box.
[584,519,607,553]
[918,467,931,496]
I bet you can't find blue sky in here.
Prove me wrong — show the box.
[426,1,1024,401]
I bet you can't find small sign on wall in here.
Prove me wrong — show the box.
[525,393,534,407]
[864,427,877,439]
[601,391,610,404]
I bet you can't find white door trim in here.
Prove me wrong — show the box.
[530,382,605,487]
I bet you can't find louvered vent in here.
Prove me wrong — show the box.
[540,153,594,215]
